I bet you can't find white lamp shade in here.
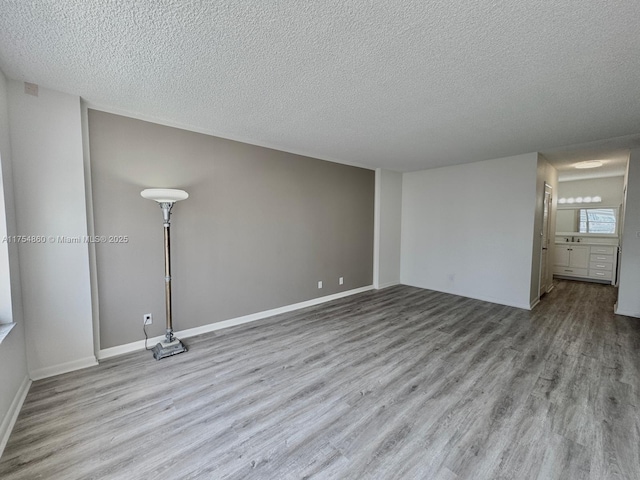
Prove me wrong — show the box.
[141,188,189,203]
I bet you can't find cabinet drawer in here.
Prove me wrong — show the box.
[554,267,588,277]
[589,261,613,271]
[589,270,613,280]
[590,246,615,255]
[590,254,613,263]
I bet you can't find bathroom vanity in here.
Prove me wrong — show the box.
[553,205,619,285]
[553,241,617,284]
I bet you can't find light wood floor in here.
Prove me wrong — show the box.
[1,280,639,479]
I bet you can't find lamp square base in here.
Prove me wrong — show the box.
[151,338,187,360]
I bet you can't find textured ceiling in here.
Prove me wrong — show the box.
[542,134,640,182]
[0,1,639,172]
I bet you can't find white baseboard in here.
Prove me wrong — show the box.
[613,307,640,318]
[29,356,99,381]
[0,375,31,459]
[529,298,540,310]
[377,281,400,290]
[98,285,374,360]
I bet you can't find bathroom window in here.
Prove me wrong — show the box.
[578,208,617,234]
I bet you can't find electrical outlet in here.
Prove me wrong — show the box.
[318,281,323,289]
[339,277,344,285]
[143,313,153,325]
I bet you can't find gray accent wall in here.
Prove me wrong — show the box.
[88,110,374,349]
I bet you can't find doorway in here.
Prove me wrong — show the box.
[539,183,552,297]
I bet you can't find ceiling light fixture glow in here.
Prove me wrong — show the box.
[558,196,602,205]
[574,161,604,169]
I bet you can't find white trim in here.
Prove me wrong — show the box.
[0,322,16,344]
[98,285,374,360]
[0,375,31,458]
[29,356,98,381]
[613,308,639,318]
[373,168,381,289]
[529,298,540,310]
[377,281,400,290]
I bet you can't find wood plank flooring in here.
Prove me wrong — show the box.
[1,280,639,479]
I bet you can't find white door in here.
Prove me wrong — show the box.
[539,184,553,296]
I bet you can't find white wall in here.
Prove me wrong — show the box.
[558,176,625,206]
[7,82,96,379]
[0,71,30,457]
[374,169,402,289]
[0,74,10,324]
[616,149,640,317]
[401,152,539,309]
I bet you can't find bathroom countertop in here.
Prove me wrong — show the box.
[554,242,618,247]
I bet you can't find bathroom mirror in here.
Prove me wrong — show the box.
[556,207,619,235]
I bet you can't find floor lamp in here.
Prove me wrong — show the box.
[141,188,189,360]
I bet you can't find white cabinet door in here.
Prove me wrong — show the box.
[554,246,570,267]
[569,246,590,269]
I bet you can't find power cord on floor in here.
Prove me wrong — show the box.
[143,322,153,351]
